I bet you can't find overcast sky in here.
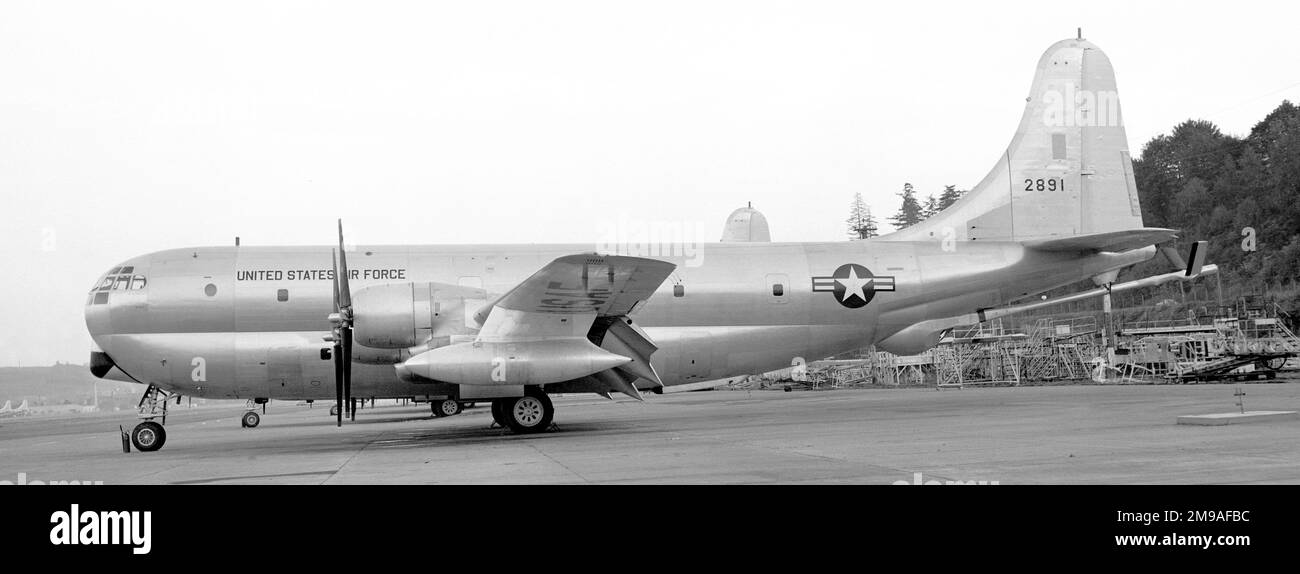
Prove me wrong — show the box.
[2,0,1298,366]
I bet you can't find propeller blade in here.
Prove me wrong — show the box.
[337,219,352,311]
[342,326,354,422]
[333,343,343,427]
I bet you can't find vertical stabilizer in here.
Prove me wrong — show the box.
[883,36,1145,243]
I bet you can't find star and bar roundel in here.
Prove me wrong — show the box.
[811,264,896,309]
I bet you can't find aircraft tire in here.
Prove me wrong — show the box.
[501,391,553,434]
[241,411,261,428]
[432,399,462,418]
[490,399,509,427]
[131,422,167,452]
[330,404,339,417]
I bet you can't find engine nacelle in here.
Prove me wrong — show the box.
[396,339,632,386]
[352,282,486,349]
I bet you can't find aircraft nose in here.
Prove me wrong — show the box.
[84,285,112,337]
[84,257,149,337]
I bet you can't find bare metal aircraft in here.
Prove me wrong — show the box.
[86,35,1213,451]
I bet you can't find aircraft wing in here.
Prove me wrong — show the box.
[400,254,675,393]
[474,254,676,324]
[1024,228,1178,253]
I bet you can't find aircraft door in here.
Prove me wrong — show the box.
[234,334,269,399]
[267,340,305,398]
[680,331,713,382]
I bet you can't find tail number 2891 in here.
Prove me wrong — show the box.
[1024,178,1065,192]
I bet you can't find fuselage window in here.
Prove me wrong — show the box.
[673,284,685,297]
[93,292,109,305]
[277,289,289,302]
[130,275,147,290]
[97,277,116,291]
[112,275,131,290]
[772,284,784,297]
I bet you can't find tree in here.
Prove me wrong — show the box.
[1134,119,1240,227]
[889,183,923,230]
[1125,100,1300,305]
[921,194,938,220]
[937,185,964,211]
[846,192,879,239]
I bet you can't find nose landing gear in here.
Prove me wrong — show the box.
[241,398,267,428]
[127,384,177,453]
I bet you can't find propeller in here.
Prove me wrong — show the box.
[329,219,355,426]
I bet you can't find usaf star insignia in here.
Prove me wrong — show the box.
[812,263,895,309]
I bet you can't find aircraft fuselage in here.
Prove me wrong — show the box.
[85,240,1148,400]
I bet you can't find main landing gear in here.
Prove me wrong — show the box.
[128,384,178,452]
[490,388,555,434]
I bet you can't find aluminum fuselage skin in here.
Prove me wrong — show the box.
[85,240,1146,400]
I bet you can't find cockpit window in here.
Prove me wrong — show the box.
[89,268,148,304]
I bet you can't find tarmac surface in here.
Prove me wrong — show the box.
[3,382,1299,484]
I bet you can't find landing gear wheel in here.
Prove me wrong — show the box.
[490,399,509,427]
[330,404,340,417]
[131,422,167,452]
[432,399,462,418]
[241,411,261,428]
[501,391,554,434]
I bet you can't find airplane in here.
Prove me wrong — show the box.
[86,34,1215,452]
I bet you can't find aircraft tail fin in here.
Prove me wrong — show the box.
[882,35,1145,243]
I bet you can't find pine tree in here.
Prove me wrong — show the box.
[846,192,879,239]
[937,185,964,211]
[921,194,938,220]
[889,183,923,230]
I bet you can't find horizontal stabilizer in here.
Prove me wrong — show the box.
[1025,228,1177,253]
